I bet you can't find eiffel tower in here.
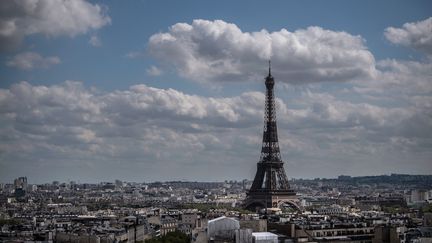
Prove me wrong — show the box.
[244,62,299,211]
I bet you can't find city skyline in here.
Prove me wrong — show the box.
[0,0,431,184]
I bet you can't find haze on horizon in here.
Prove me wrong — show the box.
[0,0,431,184]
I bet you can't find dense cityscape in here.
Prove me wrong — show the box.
[1,174,431,242]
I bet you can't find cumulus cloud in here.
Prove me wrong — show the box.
[6,51,61,70]
[385,17,432,55]
[0,81,263,153]
[148,19,376,84]
[353,59,432,98]
[0,0,111,51]
[0,77,431,182]
[0,81,264,181]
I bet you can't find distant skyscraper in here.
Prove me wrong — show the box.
[14,177,27,199]
[14,177,27,190]
[244,62,298,210]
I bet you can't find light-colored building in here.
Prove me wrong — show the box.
[208,216,240,241]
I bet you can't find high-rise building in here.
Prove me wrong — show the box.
[14,177,27,190]
[244,62,299,211]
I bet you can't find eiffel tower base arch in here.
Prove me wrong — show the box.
[244,191,301,212]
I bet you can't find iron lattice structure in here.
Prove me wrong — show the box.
[245,63,297,210]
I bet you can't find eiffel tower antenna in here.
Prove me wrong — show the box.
[268,60,271,76]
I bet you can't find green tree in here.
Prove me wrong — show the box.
[146,231,190,243]
[0,219,22,226]
[422,204,432,213]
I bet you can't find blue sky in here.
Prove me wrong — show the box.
[0,0,431,183]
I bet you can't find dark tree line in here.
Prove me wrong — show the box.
[145,231,190,243]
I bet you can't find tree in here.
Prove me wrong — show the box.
[146,231,190,243]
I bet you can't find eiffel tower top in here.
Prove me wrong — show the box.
[260,60,282,163]
[268,60,272,76]
[265,60,274,89]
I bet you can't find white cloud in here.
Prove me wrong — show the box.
[6,51,61,70]
[146,65,162,76]
[0,0,111,51]
[0,77,431,182]
[89,35,102,47]
[384,17,432,55]
[353,59,432,98]
[0,81,264,181]
[148,19,376,84]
